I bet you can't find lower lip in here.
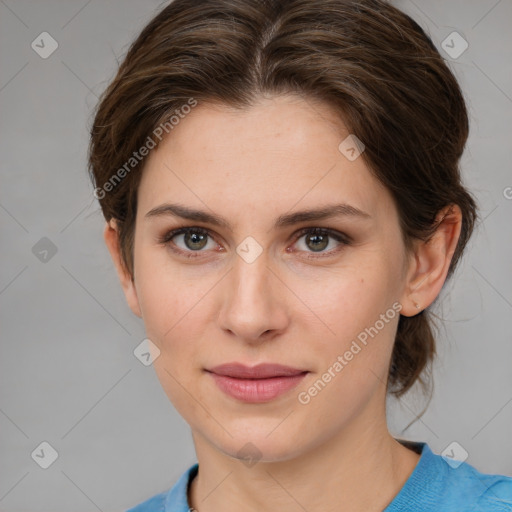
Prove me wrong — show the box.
[208,372,308,403]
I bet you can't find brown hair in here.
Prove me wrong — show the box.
[88,0,478,397]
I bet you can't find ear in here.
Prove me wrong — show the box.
[399,204,462,317]
[103,219,142,318]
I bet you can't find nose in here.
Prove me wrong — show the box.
[217,251,289,343]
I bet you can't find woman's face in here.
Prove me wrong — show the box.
[124,94,415,461]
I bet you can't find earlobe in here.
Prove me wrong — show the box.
[103,219,142,319]
[400,205,462,317]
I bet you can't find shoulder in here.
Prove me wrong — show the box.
[125,463,198,512]
[388,441,512,511]
[427,445,512,511]
[453,462,512,511]
[477,478,512,511]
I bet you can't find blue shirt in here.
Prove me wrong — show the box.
[126,442,512,511]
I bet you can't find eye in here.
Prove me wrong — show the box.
[292,227,350,258]
[158,227,219,258]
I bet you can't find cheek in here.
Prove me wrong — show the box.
[135,257,212,417]
[134,249,223,378]
[295,257,402,386]
[294,273,399,424]
[134,245,207,337]
[299,259,398,336]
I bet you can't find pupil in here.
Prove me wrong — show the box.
[308,234,328,252]
[185,231,207,250]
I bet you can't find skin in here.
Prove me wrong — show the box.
[104,94,462,512]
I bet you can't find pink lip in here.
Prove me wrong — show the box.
[206,363,309,403]
[208,362,307,379]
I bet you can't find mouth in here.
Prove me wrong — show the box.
[205,363,309,403]
[206,362,308,379]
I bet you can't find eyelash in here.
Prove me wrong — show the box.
[157,226,351,260]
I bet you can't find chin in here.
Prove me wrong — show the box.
[214,430,307,465]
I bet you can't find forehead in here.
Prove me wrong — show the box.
[137,95,395,225]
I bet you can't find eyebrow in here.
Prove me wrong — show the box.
[144,202,371,229]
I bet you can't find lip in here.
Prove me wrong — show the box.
[208,362,307,379]
[206,363,309,403]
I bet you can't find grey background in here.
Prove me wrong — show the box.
[0,1,511,510]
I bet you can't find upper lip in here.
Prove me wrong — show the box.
[207,363,308,379]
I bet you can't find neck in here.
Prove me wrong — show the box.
[187,401,420,512]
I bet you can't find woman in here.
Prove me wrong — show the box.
[88,0,512,510]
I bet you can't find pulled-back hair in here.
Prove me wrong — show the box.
[88,0,478,397]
